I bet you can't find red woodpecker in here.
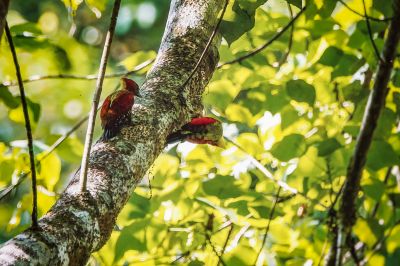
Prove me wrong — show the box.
[166,117,224,147]
[100,78,140,140]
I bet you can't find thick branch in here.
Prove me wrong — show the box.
[334,0,400,265]
[0,0,223,264]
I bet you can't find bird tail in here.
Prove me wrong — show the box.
[99,128,118,141]
[166,131,188,145]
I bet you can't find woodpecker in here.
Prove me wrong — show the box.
[100,78,140,140]
[166,117,224,147]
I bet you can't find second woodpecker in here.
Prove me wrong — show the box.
[166,117,224,147]
[100,78,140,140]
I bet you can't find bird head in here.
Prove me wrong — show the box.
[121,78,141,97]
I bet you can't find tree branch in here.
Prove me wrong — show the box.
[79,0,122,192]
[224,137,328,209]
[0,61,151,202]
[0,0,223,264]
[179,0,229,92]
[4,22,38,228]
[277,2,294,67]
[218,6,306,67]
[1,59,154,87]
[254,186,281,265]
[334,1,400,264]
[338,0,392,22]
[0,0,10,41]
[362,0,384,63]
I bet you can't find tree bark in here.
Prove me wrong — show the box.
[0,0,222,265]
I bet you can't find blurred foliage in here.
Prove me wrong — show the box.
[1,0,400,265]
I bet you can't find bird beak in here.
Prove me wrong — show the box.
[212,139,225,148]
[135,90,142,97]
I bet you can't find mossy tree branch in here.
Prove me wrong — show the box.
[0,0,223,264]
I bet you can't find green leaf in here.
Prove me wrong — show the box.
[318,46,363,78]
[220,0,267,45]
[306,19,336,39]
[362,178,385,201]
[393,92,400,116]
[271,134,307,161]
[225,104,254,126]
[280,105,299,129]
[225,245,257,265]
[388,193,400,206]
[237,0,268,10]
[286,79,316,105]
[10,22,42,36]
[37,151,61,191]
[286,0,302,9]
[9,98,41,124]
[202,175,242,199]
[27,98,41,123]
[114,220,148,263]
[189,260,205,266]
[392,68,400,87]
[85,0,108,16]
[341,81,368,102]
[126,192,150,219]
[319,46,344,66]
[354,219,378,248]
[375,108,396,139]
[61,0,83,14]
[203,80,241,111]
[119,51,156,72]
[366,140,400,171]
[316,138,342,157]
[318,0,337,18]
[332,53,363,79]
[372,0,393,18]
[0,85,19,109]
[265,87,290,114]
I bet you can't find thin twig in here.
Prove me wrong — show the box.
[171,251,190,264]
[79,0,122,192]
[317,237,329,266]
[336,2,400,264]
[1,59,154,87]
[338,0,392,22]
[218,222,234,266]
[361,206,398,265]
[224,137,328,209]
[278,3,294,67]
[205,233,227,266]
[1,95,102,201]
[179,0,229,94]
[370,167,392,218]
[346,235,361,265]
[253,186,281,265]
[0,59,152,201]
[218,6,306,68]
[326,158,334,204]
[362,0,384,63]
[5,22,38,228]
